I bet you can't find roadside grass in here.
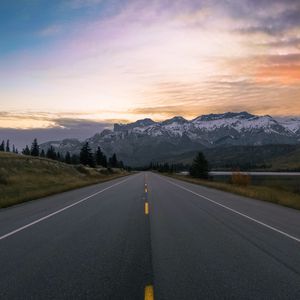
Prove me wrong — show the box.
[165,174,300,210]
[0,152,128,208]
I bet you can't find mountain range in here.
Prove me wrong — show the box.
[41,112,300,167]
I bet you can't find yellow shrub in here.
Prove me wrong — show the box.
[231,171,251,186]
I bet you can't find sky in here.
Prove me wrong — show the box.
[1,0,300,138]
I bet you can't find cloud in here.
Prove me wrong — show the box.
[0,113,113,150]
[256,65,300,84]
[0,111,113,129]
[1,0,300,125]
[38,25,63,37]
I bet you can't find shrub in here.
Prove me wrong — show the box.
[231,171,251,186]
[75,165,90,175]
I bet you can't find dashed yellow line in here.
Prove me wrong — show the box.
[145,202,149,215]
[144,285,154,300]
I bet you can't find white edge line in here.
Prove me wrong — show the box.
[0,175,135,241]
[161,176,300,243]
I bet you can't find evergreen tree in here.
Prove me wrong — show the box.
[163,163,170,172]
[109,153,118,168]
[6,140,10,152]
[80,142,95,167]
[46,146,57,160]
[0,140,4,151]
[95,147,104,166]
[189,151,209,179]
[40,149,45,157]
[12,144,16,153]
[101,155,107,168]
[118,160,124,169]
[22,145,30,155]
[71,154,80,165]
[65,151,71,164]
[94,146,107,167]
[30,138,39,156]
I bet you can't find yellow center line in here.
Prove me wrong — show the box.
[144,285,154,300]
[145,202,149,215]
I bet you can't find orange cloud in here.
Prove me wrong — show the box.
[256,65,300,84]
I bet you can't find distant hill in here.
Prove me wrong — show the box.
[161,144,300,171]
[270,147,300,171]
[40,112,300,167]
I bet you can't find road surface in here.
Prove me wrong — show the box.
[0,172,299,299]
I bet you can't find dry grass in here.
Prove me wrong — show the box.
[167,174,300,210]
[0,152,128,208]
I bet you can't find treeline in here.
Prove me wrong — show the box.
[21,139,125,169]
[142,162,189,173]
[78,142,125,169]
[143,152,210,179]
[0,140,18,153]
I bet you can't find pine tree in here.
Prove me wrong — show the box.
[65,151,71,164]
[95,146,102,165]
[163,163,170,172]
[95,146,107,167]
[30,138,39,156]
[40,149,45,157]
[12,144,16,153]
[0,140,4,151]
[189,151,209,179]
[109,153,118,168]
[101,155,107,168]
[22,145,30,155]
[80,142,95,167]
[118,160,124,169]
[6,140,10,152]
[71,154,80,165]
[46,146,57,160]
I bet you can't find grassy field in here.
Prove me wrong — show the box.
[166,173,300,210]
[213,175,300,194]
[0,152,128,208]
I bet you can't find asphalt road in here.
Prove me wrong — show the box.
[0,172,299,299]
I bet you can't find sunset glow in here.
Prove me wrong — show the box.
[1,0,300,129]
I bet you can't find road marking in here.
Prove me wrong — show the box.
[145,202,149,215]
[0,176,136,241]
[163,177,300,243]
[144,285,154,300]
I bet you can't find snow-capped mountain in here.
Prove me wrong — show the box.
[276,117,300,135]
[106,112,298,145]
[40,112,300,166]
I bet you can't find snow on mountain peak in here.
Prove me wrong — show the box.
[40,112,300,163]
[193,112,254,122]
[109,112,299,141]
[161,116,188,125]
[275,117,300,134]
